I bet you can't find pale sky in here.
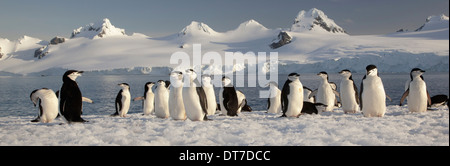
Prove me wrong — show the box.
[0,0,448,40]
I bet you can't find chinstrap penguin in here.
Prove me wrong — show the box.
[309,72,339,112]
[266,81,282,114]
[133,82,155,115]
[399,68,431,113]
[30,88,59,123]
[112,83,131,117]
[182,69,209,121]
[202,75,217,115]
[339,69,360,114]
[169,71,187,120]
[154,80,170,118]
[360,65,388,117]
[59,70,87,123]
[281,73,304,117]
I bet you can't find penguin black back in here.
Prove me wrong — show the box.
[223,86,239,116]
[60,70,86,123]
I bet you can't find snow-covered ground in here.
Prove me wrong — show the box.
[0,106,448,146]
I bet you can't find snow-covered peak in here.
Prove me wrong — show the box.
[291,8,346,34]
[178,21,219,37]
[415,14,449,31]
[235,19,268,32]
[71,18,126,39]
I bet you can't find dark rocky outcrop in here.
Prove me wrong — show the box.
[270,31,292,49]
[34,46,48,59]
[50,36,65,45]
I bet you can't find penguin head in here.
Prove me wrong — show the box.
[366,65,378,76]
[184,69,197,81]
[287,73,300,81]
[202,75,212,85]
[30,89,40,107]
[265,81,279,89]
[317,71,329,80]
[222,76,232,87]
[410,68,425,79]
[339,69,352,77]
[63,70,83,82]
[145,82,155,91]
[145,82,155,88]
[118,83,130,90]
[170,71,183,80]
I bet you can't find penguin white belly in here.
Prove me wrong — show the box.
[204,87,217,115]
[407,80,428,113]
[143,92,154,115]
[183,87,205,121]
[236,91,246,114]
[268,88,281,114]
[316,83,335,112]
[362,77,386,117]
[40,93,59,123]
[285,83,303,117]
[340,80,359,113]
[169,87,186,120]
[119,91,131,117]
[155,90,170,118]
[268,95,281,114]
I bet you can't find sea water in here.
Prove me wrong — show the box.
[0,73,448,117]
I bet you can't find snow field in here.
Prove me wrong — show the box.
[0,106,447,146]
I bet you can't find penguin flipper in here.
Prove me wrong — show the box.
[196,87,208,115]
[308,90,318,99]
[82,97,93,103]
[281,80,290,114]
[133,96,144,101]
[399,89,409,106]
[386,94,392,102]
[114,90,122,116]
[353,82,360,105]
[359,79,364,110]
[426,91,432,106]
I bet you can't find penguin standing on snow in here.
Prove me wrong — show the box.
[112,83,131,117]
[266,81,281,114]
[154,80,170,118]
[169,71,187,120]
[182,69,208,121]
[399,68,431,113]
[360,65,389,117]
[339,69,360,113]
[202,75,217,115]
[309,72,339,112]
[281,73,304,117]
[133,82,155,115]
[59,70,87,123]
[219,76,240,116]
[30,88,59,123]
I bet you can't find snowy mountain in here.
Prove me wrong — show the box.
[291,8,346,34]
[415,14,449,31]
[71,18,126,39]
[178,21,219,37]
[0,9,448,76]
